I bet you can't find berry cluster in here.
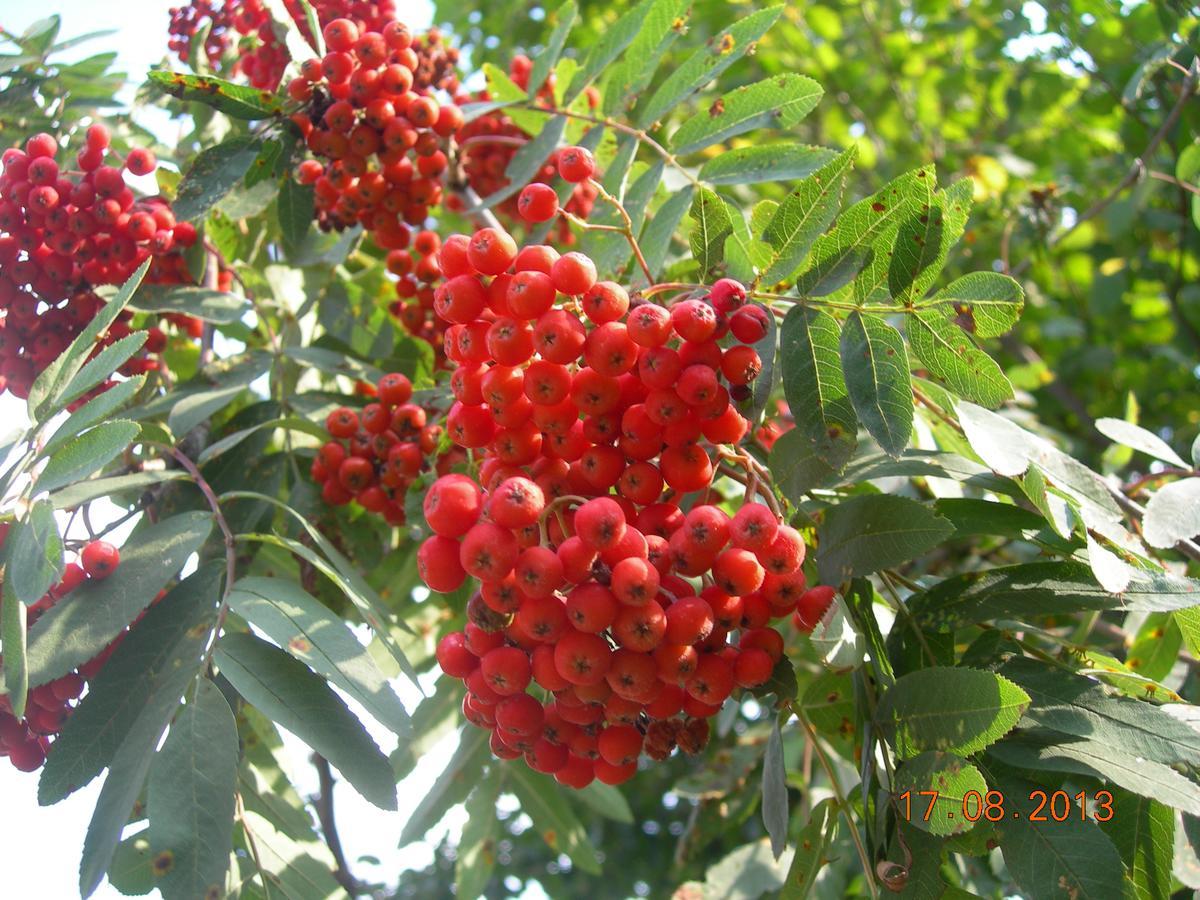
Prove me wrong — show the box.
[417,225,830,786]
[289,16,463,241]
[0,540,122,773]
[452,56,599,243]
[385,228,450,364]
[0,129,199,398]
[168,0,407,91]
[310,371,461,523]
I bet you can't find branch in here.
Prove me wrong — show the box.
[169,447,238,671]
[312,755,363,896]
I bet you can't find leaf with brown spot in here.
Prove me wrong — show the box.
[671,72,823,154]
[637,6,783,127]
[147,70,285,120]
[907,308,1013,408]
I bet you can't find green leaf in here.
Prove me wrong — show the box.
[780,305,858,472]
[816,494,953,584]
[148,678,238,900]
[992,772,1124,900]
[760,146,856,285]
[2,587,28,719]
[908,309,1013,408]
[761,718,788,858]
[131,285,250,324]
[601,0,688,116]
[43,377,145,456]
[884,194,945,305]
[48,470,188,510]
[877,667,1029,760]
[636,6,783,127]
[39,563,223,805]
[455,768,504,900]
[910,560,1200,629]
[228,577,410,737]
[699,143,837,185]
[908,178,975,300]
[697,838,795,897]
[278,177,314,247]
[528,0,577,98]
[167,383,252,438]
[107,832,154,896]
[671,74,823,155]
[27,258,150,423]
[998,657,1200,768]
[573,781,634,824]
[839,311,912,458]
[779,799,836,899]
[794,166,934,296]
[915,272,1025,338]
[236,809,342,899]
[215,632,397,810]
[1126,613,1183,681]
[476,116,566,211]
[508,764,602,874]
[174,137,262,222]
[689,186,734,276]
[399,726,491,845]
[563,0,649,102]
[1142,477,1200,548]
[35,420,139,494]
[6,498,63,604]
[146,70,286,120]
[636,186,693,284]
[26,512,214,687]
[932,497,1049,539]
[75,568,220,897]
[197,416,326,465]
[1099,789,1173,900]
[809,592,865,669]
[60,333,149,408]
[224,491,418,674]
[988,733,1200,815]
[893,751,986,836]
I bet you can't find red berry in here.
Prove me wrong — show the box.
[80,541,119,579]
[517,183,560,222]
[557,146,595,183]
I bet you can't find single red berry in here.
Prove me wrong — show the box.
[557,146,595,183]
[80,541,120,580]
[517,183,560,222]
[124,148,156,176]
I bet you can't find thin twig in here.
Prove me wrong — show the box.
[793,708,879,900]
[312,755,362,896]
[519,102,703,188]
[588,177,655,284]
[236,792,272,900]
[1148,169,1200,196]
[199,249,220,366]
[170,447,238,669]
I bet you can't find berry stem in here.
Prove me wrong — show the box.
[586,177,655,285]
[518,102,703,189]
[169,446,238,673]
[791,706,880,900]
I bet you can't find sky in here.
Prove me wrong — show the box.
[0,2,475,898]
